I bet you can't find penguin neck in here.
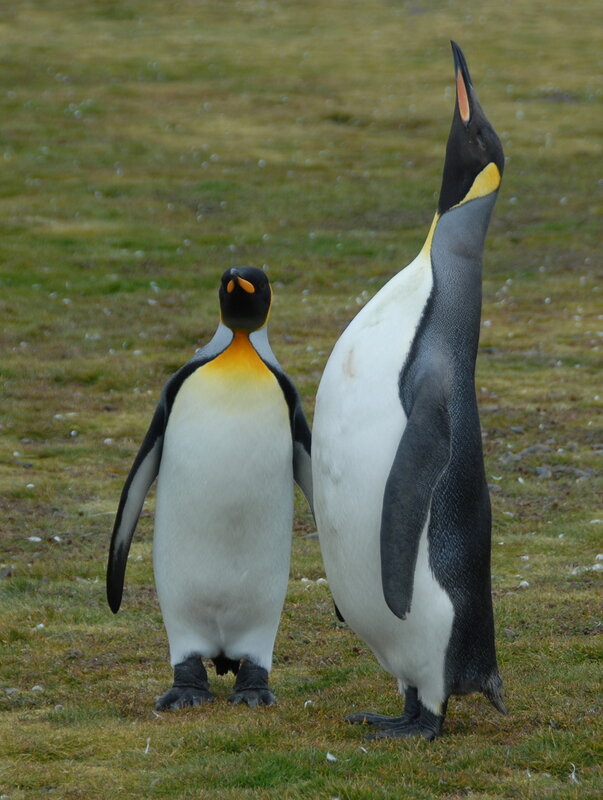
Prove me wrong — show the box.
[227,328,256,355]
[433,190,497,262]
[206,326,273,381]
[426,194,498,360]
[226,327,270,362]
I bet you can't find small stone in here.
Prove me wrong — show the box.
[499,451,521,465]
[520,444,552,457]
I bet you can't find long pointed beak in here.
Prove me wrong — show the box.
[451,40,473,125]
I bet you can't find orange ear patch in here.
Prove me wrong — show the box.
[456,69,471,124]
[227,279,235,293]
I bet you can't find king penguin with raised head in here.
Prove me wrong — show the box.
[107,266,312,710]
[312,42,507,739]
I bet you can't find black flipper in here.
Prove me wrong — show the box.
[106,403,165,614]
[106,356,216,613]
[380,372,451,619]
[250,327,313,512]
[268,367,313,513]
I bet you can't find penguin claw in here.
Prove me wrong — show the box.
[367,722,438,742]
[228,688,276,707]
[228,661,275,707]
[347,707,442,740]
[155,687,214,711]
[347,711,411,729]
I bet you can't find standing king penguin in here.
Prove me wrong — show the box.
[107,267,312,710]
[312,42,507,739]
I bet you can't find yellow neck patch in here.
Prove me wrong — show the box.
[455,162,501,208]
[203,330,274,383]
[421,212,440,255]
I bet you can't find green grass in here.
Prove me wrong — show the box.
[1,1,601,797]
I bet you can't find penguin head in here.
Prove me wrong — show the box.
[219,266,272,332]
[437,41,504,215]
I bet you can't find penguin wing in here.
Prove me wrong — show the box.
[250,328,314,512]
[106,399,166,613]
[380,373,451,619]
[272,369,314,513]
[106,351,220,613]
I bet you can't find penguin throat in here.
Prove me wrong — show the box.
[204,329,273,382]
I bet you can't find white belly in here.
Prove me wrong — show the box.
[154,362,293,670]
[313,248,454,711]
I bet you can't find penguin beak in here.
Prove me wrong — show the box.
[451,41,473,126]
[226,272,256,294]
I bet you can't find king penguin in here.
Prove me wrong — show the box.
[312,42,507,739]
[107,266,313,710]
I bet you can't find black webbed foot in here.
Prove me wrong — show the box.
[228,660,276,707]
[347,687,445,741]
[155,655,213,711]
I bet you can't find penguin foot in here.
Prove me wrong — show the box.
[347,687,444,740]
[155,655,214,711]
[348,711,443,741]
[155,685,214,711]
[228,660,276,707]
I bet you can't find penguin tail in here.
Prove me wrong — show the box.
[483,671,508,715]
[212,655,240,676]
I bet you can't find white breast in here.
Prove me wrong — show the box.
[313,248,454,711]
[153,353,293,670]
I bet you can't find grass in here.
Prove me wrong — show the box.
[0,0,601,797]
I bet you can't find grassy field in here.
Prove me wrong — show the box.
[0,1,601,797]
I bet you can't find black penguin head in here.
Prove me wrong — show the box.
[437,41,504,215]
[218,266,272,332]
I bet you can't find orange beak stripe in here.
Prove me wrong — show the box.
[456,69,471,124]
[237,277,256,294]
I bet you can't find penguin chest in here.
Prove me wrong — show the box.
[313,250,455,689]
[154,340,294,620]
[314,251,434,553]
